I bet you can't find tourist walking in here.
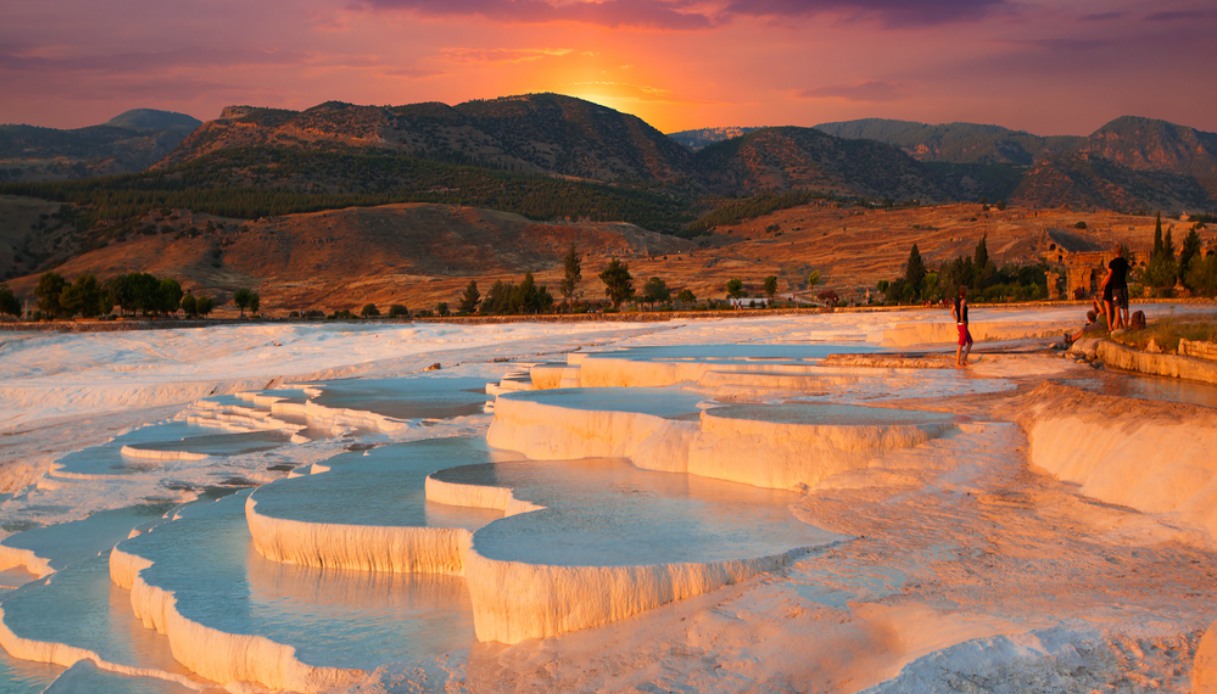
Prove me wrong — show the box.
[951,285,973,367]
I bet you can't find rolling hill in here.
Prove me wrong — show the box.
[0,109,201,182]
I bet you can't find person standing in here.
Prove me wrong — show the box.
[951,285,973,367]
[1101,244,1131,330]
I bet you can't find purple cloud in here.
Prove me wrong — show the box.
[0,47,305,74]
[1079,11,1125,22]
[351,0,715,29]
[722,0,1008,27]
[1145,10,1212,22]
[801,81,904,102]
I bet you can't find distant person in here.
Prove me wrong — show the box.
[1101,244,1130,330]
[1090,293,1106,328]
[951,285,973,367]
[1065,310,1101,346]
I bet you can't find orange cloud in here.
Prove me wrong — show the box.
[801,81,905,102]
[441,47,574,64]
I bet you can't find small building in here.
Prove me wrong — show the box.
[1036,228,1114,300]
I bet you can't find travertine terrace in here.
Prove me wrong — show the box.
[1,307,1217,691]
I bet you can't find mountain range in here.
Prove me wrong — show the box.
[7,96,1215,216]
[2,94,1216,308]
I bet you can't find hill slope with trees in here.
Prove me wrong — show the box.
[0,109,201,182]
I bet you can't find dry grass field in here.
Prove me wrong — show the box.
[4,198,1213,315]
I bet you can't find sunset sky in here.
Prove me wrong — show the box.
[3,0,1215,135]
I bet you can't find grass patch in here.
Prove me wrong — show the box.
[1112,318,1217,352]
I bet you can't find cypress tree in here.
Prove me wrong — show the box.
[904,244,926,300]
[560,243,582,309]
[1153,212,1164,256]
[1179,228,1203,288]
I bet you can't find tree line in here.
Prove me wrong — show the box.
[880,236,1049,304]
[0,272,263,320]
[878,216,1217,306]
[1142,213,1216,297]
[445,245,807,317]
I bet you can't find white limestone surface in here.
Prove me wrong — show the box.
[486,388,704,473]
[489,388,957,490]
[430,458,841,643]
[688,403,959,490]
[6,310,1217,692]
[245,438,509,575]
[1021,382,1217,541]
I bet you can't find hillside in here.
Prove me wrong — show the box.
[693,127,947,202]
[1012,116,1217,211]
[0,109,201,182]
[10,199,1209,315]
[668,127,765,152]
[162,94,693,185]
[2,202,694,310]
[814,118,1077,165]
[814,116,1217,213]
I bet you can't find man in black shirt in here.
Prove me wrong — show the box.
[1102,244,1130,330]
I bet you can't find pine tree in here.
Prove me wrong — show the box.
[482,280,511,314]
[599,258,634,309]
[35,272,67,317]
[642,277,670,308]
[0,284,22,317]
[234,288,253,317]
[560,243,582,309]
[726,278,745,300]
[763,276,778,299]
[458,280,480,314]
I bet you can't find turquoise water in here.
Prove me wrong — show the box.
[118,491,476,672]
[0,504,171,571]
[122,430,292,457]
[310,376,490,420]
[585,344,876,363]
[0,651,60,693]
[499,387,706,418]
[705,402,957,427]
[1071,373,1217,409]
[250,437,505,530]
[1,553,192,677]
[435,458,839,567]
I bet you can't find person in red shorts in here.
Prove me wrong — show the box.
[951,285,973,367]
